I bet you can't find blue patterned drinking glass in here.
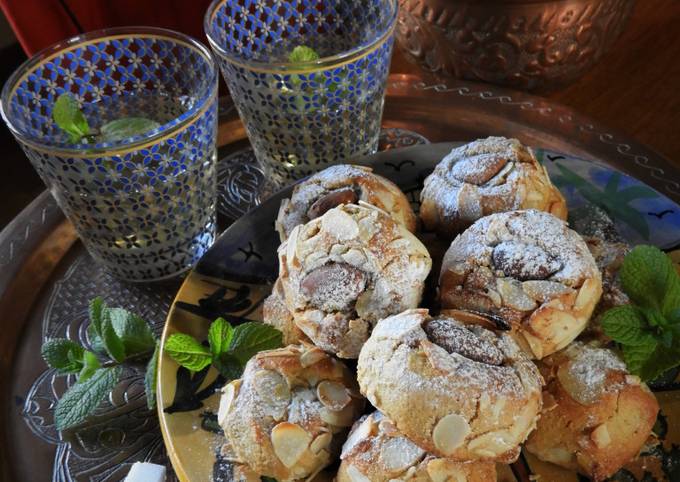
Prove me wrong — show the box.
[1,27,219,282]
[205,0,398,187]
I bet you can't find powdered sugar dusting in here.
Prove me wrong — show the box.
[560,342,626,404]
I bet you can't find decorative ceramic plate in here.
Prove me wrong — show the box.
[158,143,680,482]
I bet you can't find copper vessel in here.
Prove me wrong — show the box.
[396,0,635,91]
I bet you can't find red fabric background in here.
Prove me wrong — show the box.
[0,0,214,55]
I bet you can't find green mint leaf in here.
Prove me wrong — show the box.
[639,343,680,382]
[208,318,234,357]
[89,297,105,332]
[145,343,160,410]
[623,340,658,376]
[100,117,161,142]
[229,322,283,366]
[288,45,320,64]
[213,352,243,380]
[78,350,101,382]
[53,93,90,143]
[668,308,680,325]
[107,307,156,356]
[600,305,650,345]
[164,334,212,373]
[100,309,126,363]
[41,338,85,374]
[54,366,121,430]
[261,477,278,482]
[87,323,107,355]
[88,297,107,354]
[662,268,680,320]
[620,245,675,311]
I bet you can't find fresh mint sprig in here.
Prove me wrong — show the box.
[165,318,282,380]
[601,245,680,381]
[41,297,160,430]
[52,93,160,144]
[288,45,320,64]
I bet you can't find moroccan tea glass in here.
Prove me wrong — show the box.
[205,0,398,188]
[1,27,219,282]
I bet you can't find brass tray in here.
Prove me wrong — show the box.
[2,74,678,482]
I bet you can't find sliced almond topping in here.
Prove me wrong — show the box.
[625,374,641,385]
[522,280,574,302]
[574,277,602,312]
[320,404,355,427]
[300,347,328,367]
[321,208,359,240]
[380,436,425,472]
[317,380,352,411]
[426,459,454,482]
[432,414,471,456]
[346,464,371,482]
[270,422,312,468]
[342,414,376,458]
[309,432,333,454]
[591,424,611,448]
[378,418,400,437]
[217,380,240,427]
[254,369,291,421]
[497,278,538,312]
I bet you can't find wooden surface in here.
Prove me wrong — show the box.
[391,0,680,164]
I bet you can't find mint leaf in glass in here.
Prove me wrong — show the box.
[100,117,161,142]
[52,93,90,143]
[41,338,85,374]
[54,366,122,430]
[288,45,320,64]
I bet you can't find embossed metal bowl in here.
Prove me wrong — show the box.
[396,0,635,90]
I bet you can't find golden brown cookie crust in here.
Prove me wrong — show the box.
[278,203,431,358]
[276,164,417,242]
[420,137,567,238]
[440,209,602,359]
[219,344,364,480]
[357,309,542,463]
[525,342,659,481]
[337,411,498,482]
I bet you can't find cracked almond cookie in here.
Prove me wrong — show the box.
[420,137,567,238]
[217,344,364,481]
[525,342,659,481]
[276,164,417,242]
[440,209,602,359]
[337,411,498,482]
[278,203,431,358]
[356,309,542,463]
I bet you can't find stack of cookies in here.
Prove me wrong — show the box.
[217,138,659,482]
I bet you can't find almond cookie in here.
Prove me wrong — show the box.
[357,309,542,463]
[420,137,567,238]
[337,411,498,482]
[218,344,364,481]
[276,164,417,242]
[525,342,659,481]
[263,278,310,345]
[278,203,431,358]
[440,209,602,359]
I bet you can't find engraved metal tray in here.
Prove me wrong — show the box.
[2,74,679,482]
